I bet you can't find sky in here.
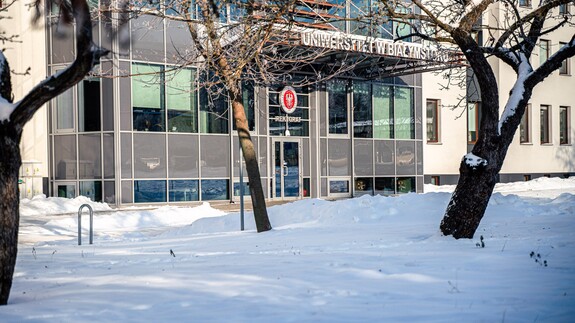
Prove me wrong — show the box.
[1,177,574,322]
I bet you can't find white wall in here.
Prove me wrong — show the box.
[422,69,468,176]
[423,3,575,179]
[1,3,49,195]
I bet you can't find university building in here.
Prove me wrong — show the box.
[3,1,574,206]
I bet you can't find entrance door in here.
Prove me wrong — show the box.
[272,139,301,199]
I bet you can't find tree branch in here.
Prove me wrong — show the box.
[10,0,109,127]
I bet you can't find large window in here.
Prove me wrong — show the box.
[395,87,414,139]
[201,179,229,200]
[134,180,167,203]
[79,79,101,132]
[169,180,199,202]
[167,68,197,133]
[353,81,372,138]
[540,40,550,66]
[540,105,551,144]
[426,99,440,143]
[132,63,197,133]
[560,106,570,145]
[132,63,165,132]
[200,83,229,134]
[328,79,348,134]
[373,85,393,139]
[520,104,531,143]
[55,87,74,131]
[467,102,481,144]
[353,82,414,139]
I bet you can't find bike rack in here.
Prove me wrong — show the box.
[78,204,94,245]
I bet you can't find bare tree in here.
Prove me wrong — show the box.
[379,0,575,238]
[121,0,369,232]
[0,0,108,305]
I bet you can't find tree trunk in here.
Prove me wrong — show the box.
[439,154,499,239]
[0,124,22,305]
[231,94,272,232]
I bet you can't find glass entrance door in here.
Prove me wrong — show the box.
[273,139,300,199]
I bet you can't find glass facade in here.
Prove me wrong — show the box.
[46,2,424,205]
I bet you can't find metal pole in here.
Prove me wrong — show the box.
[239,143,245,231]
[78,204,94,245]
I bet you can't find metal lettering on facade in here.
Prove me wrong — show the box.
[300,31,456,63]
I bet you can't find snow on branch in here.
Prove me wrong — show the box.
[0,97,16,122]
[0,51,16,122]
[498,53,533,134]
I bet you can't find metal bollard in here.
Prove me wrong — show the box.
[78,204,94,245]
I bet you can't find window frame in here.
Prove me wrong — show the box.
[540,104,551,145]
[467,102,481,144]
[426,99,440,143]
[520,103,531,144]
[540,39,550,66]
[132,63,200,133]
[327,79,350,136]
[559,106,570,145]
[559,42,571,75]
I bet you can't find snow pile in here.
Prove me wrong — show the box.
[20,194,112,216]
[2,177,574,322]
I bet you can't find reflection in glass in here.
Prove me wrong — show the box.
[274,141,300,198]
[80,181,102,202]
[375,140,395,175]
[329,180,349,193]
[328,79,348,134]
[54,135,77,180]
[132,63,165,132]
[169,180,199,202]
[167,68,197,133]
[134,180,167,203]
[56,87,74,130]
[375,177,395,195]
[133,134,167,178]
[200,85,228,134]
[353,81,372,138]
[396,177,415,194]
[354,140,373,176]
[234,181,250,197]
[355,177,373,194]
[395,87,414,139]
[374,84,393,139]
[201,179,229,200]
[78,134,102,179]
[200,136,230,177]
[283,142,300,197]
[396,141,416,175]
[57,184,76,198]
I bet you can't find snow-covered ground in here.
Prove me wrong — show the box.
[1,177,574,322]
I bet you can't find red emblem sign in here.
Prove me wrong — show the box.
[279,86,298,114]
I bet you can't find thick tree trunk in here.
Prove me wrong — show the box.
[231,95,272,232]
[439,154,499,239]
[0,124,22,305]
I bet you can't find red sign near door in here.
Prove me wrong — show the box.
[279,86,298,114]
